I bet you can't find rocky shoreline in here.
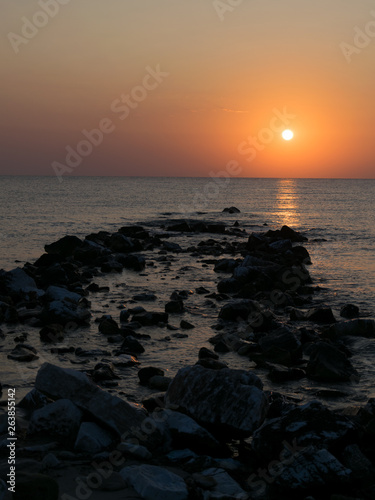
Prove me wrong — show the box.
[0,215,375,499]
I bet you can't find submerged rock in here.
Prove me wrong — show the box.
[340,304,360,319]
[166,365,268,437]
[222,206,241,213]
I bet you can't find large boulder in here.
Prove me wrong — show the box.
[41,300,91,326]
[306,342,359,382]
[165,365,268,437]
[45,235,82,257]
[28,399,82,441]
[107,233,142,253]
[252,401,357,461]
[120,465,188,500]
[258,327,302,363]
[35,363,146,437]
[3,268,43,297]
[74,422,114,454]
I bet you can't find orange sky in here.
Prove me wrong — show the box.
[1,0,375,178]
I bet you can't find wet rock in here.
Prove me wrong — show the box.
[252,401,357,461]
[199,347,219,360]
[13,473,59,500]
[110,354,139,367]
[269,447,352,498]
[28,399,82,441]
[4,268,43,297]
[45,286,81,303]
[107,233,142,253]
[214,259,238,273]
[8,344,38,362]
[265,225,308,242]
[120,336,145,354]
[217,277,242,294]
[167,222,192,232]
[267,365,306,382]
[258,327,302,363]
[119,225,149,239]
[99,317,121,335]
[119,253,146,271]
[180,320,195,329]
[166,365,267,437]
[120,464,188,500]
[196,286,210,294]
[342,444,375,481]
[196,358,228,370]
[74,240,110,264]
[35,363,146,437]
[18,389,51,413]
[45,235,82,257]
[142,393,165,412]
[117,442,152,460]
[163,241,182,252]
[132,311,168,326]
[214,340,230,353]
[222,206,241,213]
[162,409,222,455]
[39,324,64,343]
[138,367,165,386]
[41,299,91,326]
[306,342,359,382]
[133,292,157,301]
[75,347,111,357]
[165,300,184,313]
[201,468,247,499]
[340,304,360,319]
[325,319,375,339]
[306,306,336,324]
[74,421,114,454]
[92,362,119,382]
[149,375,172,391]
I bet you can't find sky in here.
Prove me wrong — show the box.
[1,0,375,178]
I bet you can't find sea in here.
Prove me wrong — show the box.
[0,176,374,407]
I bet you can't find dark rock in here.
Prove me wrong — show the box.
[119,254,146,271]
[35,363,146,437]
[180,320,195,330]
[214,259,238,273]
[132,312,168,326]
[119,309,130,322]
[121,336,145,354]
[28,399,82,441]
[265,225,308,242]
[166,365,267,437]
[18,389,51,413]
[133,292,157,301]
[165,300,184,313]
[268,447,352,498]
[222,206,241,213]
[148,375,172,391]
[99,317,121,335]
[39,324,64,343]
[267,365,306,382]
[107,233,142,253]
[217,277,242,294]
[198,347,219,360]
[218,300,257,321]
[92,362,119,382]
[306,342,359,382]
[167,222,192,232]
[138,367,165,386]
[306,306,336,324]
[8,344,38,362]
[73,240,110,264]
[75,347,111,357]
[40,299,91,326]
[196,358,228,370]
[252,401,357,461]
[340,304,360,319]
[142,393,165,413]
[162,241,182,252]
[45,235,82,257]
[258,327,302,363]
[118,225,149,239]
[74,421,114,454]
[13,473,59,500]
[214,340,230,353]
[325,319,375,339]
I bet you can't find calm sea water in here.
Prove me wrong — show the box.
[0,176,374,406]
[0,176,374,313]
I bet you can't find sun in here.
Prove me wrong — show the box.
[282,129,294,141]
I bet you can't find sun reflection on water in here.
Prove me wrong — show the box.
[275,179,300,227]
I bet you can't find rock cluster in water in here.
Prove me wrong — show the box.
[0,219,375,499]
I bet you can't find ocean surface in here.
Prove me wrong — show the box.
[0,176,374,407]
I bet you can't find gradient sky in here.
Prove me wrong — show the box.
[1,0,375,178]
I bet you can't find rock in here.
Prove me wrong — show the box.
[218,300,257,321]
[214,259,238,273]
[201,468,247,499]
[35,363,146,437]
[306,342,359,382]
[73,240,109,264]
[252,401,357,461]
[45,286,81,304]
[99,317,121,335]
[74,422,113,454]
[121,336,145,354]
[217,277,242,294]
[39,324,64,343]
[4,268,43,296]
[119,309,130,322]
[117,442,152,460]
[165,300,184,313]
[265,225,308,242]
[75,347,110,357]
[340,304,360,319]
[163,241,182,252]
[133,292,157,301]
[41,299,91,326]
[132,312,168,326]
[196,359,228,370]
[107,233,141,253]
[306,306,336,324]
[342,444,375,480]
[120,464,188,500]
[267,365,306,382]
[18,389,51,413]
[222,206,241,213]
[269,239,293,252]
[166,365,267,437]
[198,347,219,360]
[142,393,165,413]
[138,367,165,386]
[28,399,82,441]
[111,354,139,367]
[269,447,352,497]
[258,327,302,363]
[180,320,195,329]
[149,375,172,391]
[196,287,210,294]
[120,253,146,271]
[8,344,38,362]
[162,409,222,455]
[214,341,230,353]
[41,453,60,469]
[13,473,59,500]
[92,362,119,382]
[45,235,82,257]
[325,319,375,339]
